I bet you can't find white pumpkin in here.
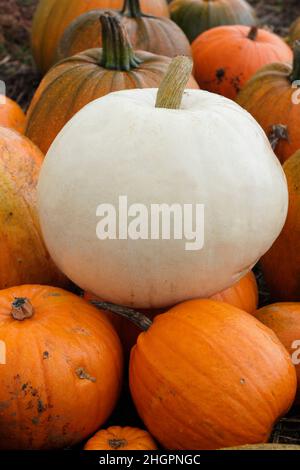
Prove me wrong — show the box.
[37,60,288,308]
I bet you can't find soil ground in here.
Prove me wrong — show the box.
[0,0,300,445]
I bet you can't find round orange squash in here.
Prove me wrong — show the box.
[170,0,256,43]
[57,0,191,62]
[129,299,296,449]
[0,126,67,289]
[0,96,26,134]
[192,25,292,99]
[84,426,157,450]
[26,12,198,155]
[0,285,123,449]
[255,303,300,404]
[31,0,169,73]
[260,150,300,300]
[236,41,300,164]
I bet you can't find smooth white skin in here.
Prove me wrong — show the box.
[38,89,288,308]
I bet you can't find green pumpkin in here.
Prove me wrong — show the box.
[169,0,256,43]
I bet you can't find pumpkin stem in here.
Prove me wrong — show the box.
[121,0,143,18]
[247,26,258,41]
[11,298,34,321]
[100,11,142,71]
[155,56,192,110]
[268,124,289,151]
[91,300,152,331]
[109,438,127,449]
[290,40,300,83]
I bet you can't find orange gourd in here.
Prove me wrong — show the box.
[84,426,157,450]
[260,150,300,300]
[31,0,169,73]
[192,25,292,99]
[255,303,300,403]
[0,96,26,133]
[129,300,296,449]
[26,12,198,155]
[0,126,67,289]
[0,285,123,449]
[236,41,300,164]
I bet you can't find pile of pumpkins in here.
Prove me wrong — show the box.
[1,0,300,451]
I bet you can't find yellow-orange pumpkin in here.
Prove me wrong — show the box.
[236,41,300,163]
[84,426,157,450]
[57,0,191,62]
[129,299,296,449]
[26,12,198,155]
[0,285,123,449]
[0,96,26,134]
[260,150,300,300]
[0,126,67,289]
[192,25,292,99]
[255,303,300,404]
[31,0,169,73]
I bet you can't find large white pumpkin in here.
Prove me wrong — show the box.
[37,82,288,308]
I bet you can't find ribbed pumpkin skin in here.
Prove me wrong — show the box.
[211,271,258,313]
[130,299,296,450]
[170,0,256,43]
[0,127,67,289]
[57,9,191,62]
[260,151,300,300]
[236,64,299,163]
[0,96,26,134]
[192,25,292,100]
[0,285,123,450]
[31,0,169,73]
[25,50,198,155]
[255,303,300,403]
[84,426,157,450]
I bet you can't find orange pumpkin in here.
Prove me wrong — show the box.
[0,96,26,133]
[260,150,300,300]
[57,0,191,62]
[84,426,157,450]
[85,271,258,358]
[0,285,123,449]
[31,0,169,73]
[192,25,292,99]
[236,41,300,163]
[129,299,296,449]
[26,12,198,155]
[0,126,67,289]
[255,303,300,403]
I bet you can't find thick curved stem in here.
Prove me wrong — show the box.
[155,56,193,110]
[290,40,300,83]
[92,300,152,331]
[100,11,142,71]
[121,0,143,18]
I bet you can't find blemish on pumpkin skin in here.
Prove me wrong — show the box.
[0,401,11,411]
[38,399,47,414]
[240,378,246,385]
[32,417,39,425]
[216,68,225,83]
[43,351,50,359]
[76,367,96,383]
[71,327,90,336]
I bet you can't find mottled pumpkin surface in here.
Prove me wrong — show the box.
[84,426,157,450]
[0,126,67,288]
[0,285,123,449]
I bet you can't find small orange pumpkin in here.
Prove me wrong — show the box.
[0,96,26,133]
[84,426,157,450]
[255,303,300,403]
[0,126,67,289]
[32,0,169,73]
[129,299,296,449]
[57,0,191,62]
[0,285,123,449]
[26,12,198,155]
[260,150,300,300]
[236,41,300,163]
[192,25,292,99]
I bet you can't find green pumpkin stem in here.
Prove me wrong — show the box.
[100,11,142,71]
[121,0,143,18]
[290,40,300,83]
[91,300,152,331]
